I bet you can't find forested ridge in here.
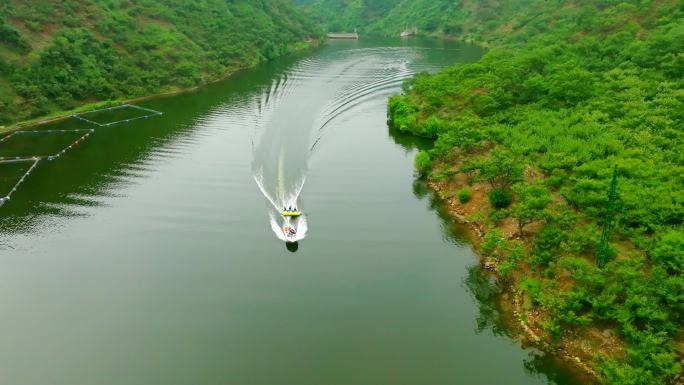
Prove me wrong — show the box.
[0,0,321,125]
[386,0,684,384]
[296,0,538,38]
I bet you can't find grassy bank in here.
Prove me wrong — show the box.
[388,1,683,384]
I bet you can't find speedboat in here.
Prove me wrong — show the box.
[270,211,306,243]
[282,207,301,217]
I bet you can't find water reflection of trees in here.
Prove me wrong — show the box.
[392,123,586,385]
[426,184,588,384]
[464,264,511,336]
[524,352,588,385]
[388,124,433,153]
[0,52,309,236]
[413,178,470,246]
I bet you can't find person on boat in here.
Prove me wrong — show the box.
[283,226,296,237]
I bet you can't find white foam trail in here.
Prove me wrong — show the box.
[255,170,308,242]
[269,213,288,242]
[253,169,306,212]
[291,215,307,242]
[253,170,280,211]
[251,45,439,243]
[269,213,308,242]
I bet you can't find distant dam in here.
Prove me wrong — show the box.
[327,32,359,39]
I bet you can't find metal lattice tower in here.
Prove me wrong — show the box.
[597,165,619,267]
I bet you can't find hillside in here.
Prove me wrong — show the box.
[297,0,531,38]
[294,0,396,33]
[387,0,684,384]
[0,0,321,125]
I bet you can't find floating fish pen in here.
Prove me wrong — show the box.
[0,129,94,161]
[0,103,163,208]
[0,158,40,207]
[71,104,163,127]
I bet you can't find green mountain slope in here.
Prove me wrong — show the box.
[297,0,531,37]
[366,0,527,38]
[0,0,321,125]
[387,1,684,384]
[295,0,396,32]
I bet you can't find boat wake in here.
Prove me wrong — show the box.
[253,170,307,242]
[250,45,440,243]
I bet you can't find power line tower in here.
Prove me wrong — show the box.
[597,165,619,268]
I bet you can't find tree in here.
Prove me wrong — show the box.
[510,182,552,236]
[488,187,512,209]
[476,148,524,189]
[651,231,684,315]
[414,150,431,175]
[457,187,472,203]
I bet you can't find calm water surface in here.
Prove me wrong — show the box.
[0,39,583,385]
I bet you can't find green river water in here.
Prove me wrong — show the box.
[0,39,585,385]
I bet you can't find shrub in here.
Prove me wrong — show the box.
[414,150,431,174]
[457,187,472,203]
[543,320,563,339]
[497,260,517,279]
[545,169,567,190]
[520,278,542,302]
[532,224,566,267]
[433,166,456,182]
[487,208,508,226]
[475,149,524,189]
[482,228,506,258]
[510,182,552,235]
[416,115,447,138]
[388,95,418,133]
[488,187,512,209]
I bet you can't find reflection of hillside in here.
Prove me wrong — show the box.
[387,124,433,153]
[412,172,585,384]
[0,54,307,234]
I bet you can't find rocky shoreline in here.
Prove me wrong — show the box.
[426,179,602,383]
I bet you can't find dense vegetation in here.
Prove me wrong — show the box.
[296,0,536,38]
[294,0,395,33]
[0,0,321,125]
[387,1,683,384]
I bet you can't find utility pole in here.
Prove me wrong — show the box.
[597,165,618,267]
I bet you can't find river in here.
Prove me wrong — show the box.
[0,38,583,385]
